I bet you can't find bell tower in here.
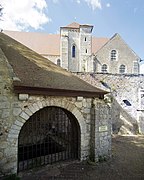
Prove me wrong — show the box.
[60,22,93,72]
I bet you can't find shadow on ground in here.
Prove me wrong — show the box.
[14,135,144,180]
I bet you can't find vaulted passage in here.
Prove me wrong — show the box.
[18,106,80,172]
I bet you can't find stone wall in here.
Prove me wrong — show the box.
[0,93,111,176]
[76,72,144,134]
[0,51,111,176]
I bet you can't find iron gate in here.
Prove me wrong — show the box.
[18,106,80,172]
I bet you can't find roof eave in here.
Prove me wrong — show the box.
[13,85,107,99]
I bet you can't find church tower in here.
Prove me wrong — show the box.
[60,22,93,72]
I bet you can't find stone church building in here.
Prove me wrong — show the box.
[4,22,140,74]
[0,32,111,176]
[0,22,143,177]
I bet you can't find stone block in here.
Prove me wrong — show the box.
[1,109,10,118]
[29,105,36,113]
[0,102,10,109]
[13,108,21,116]
[0,152,3,160]
[33,103,40,112]
[75,102,83,108]
[19,94,29,101]
[11,124,21,131]
[37,101,43,109]
[77,96,83,101]
[14,120,23,127]
[24,108,33,116]
[8,133,18,139]
[20,112,29,120]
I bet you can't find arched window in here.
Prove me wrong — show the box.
[72,45,76,58]
[57,59,61,67]
[85,37,87,41]
[119,64,126,74]
[111,50,117,60]
[101,64,108,73]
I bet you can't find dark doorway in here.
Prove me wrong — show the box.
[18,106,80,172]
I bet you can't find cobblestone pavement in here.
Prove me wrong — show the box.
[17,135,144,180]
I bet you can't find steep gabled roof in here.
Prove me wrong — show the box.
[0,32,107,98]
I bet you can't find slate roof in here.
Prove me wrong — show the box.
[0,32,107,98]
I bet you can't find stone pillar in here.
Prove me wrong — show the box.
[90,99,112,162]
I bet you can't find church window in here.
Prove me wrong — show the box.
[101,64,108,73]
[119,64,126,74]
[72,45,76,58]
[111,50,117,60]
[57,59,61,66]
[85,37,87,41]
[86,49,87,53]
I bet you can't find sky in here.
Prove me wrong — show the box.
[0,0,144,73]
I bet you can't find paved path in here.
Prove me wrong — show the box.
[19,135,144,180]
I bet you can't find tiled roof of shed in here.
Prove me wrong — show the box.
[0,33,107,98]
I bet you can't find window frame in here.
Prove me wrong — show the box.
[119,64,126,74]
[72,45,76,58]
[110,49,117,61]
[101,64,108,73]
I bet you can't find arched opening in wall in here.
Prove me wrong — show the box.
[18,106,80,172]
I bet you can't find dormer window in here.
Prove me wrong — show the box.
[111,50,117,60]
[72,45,76,58]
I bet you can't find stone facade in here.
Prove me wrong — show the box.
[76,72,144,135]
[94,34,140,74]
[0,50,111,176]
[60,24,93,72]
[4,23,140,74]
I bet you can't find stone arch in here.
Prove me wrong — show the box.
[7,97,86,173]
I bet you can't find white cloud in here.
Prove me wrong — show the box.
[84,0,102,10]
[76,0,81,4]
[0,0,51,31]
[106,3,111,8]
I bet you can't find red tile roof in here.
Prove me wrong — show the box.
[4,30,109,55]
[66,22,80,28]
[92,37,109,53]
[4,30,60,56]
